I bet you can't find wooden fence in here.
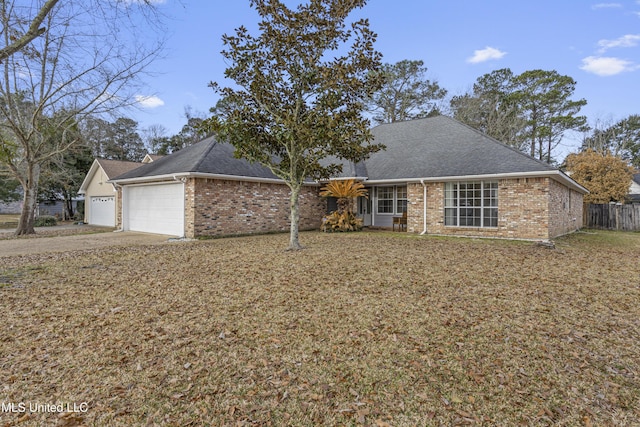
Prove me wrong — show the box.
[583,203,640,231]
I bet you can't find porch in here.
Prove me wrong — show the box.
[356,184,408,230]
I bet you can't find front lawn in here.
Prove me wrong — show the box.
[1,231,638,426]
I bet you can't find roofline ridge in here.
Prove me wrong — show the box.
[97,158,142,166]
[191,136,219,172]
[447,116,558,171]
[371,115,444,130]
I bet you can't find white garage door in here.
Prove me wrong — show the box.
[125,183,184,236]
[90,196,115,226]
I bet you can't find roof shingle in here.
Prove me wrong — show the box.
[111,116,578,188]
[112,137,278,181]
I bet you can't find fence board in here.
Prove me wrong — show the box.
[584,203,640,231]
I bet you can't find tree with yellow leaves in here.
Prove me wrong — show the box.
[565,149,634,203]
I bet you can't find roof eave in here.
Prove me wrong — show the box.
[109,171,320,186]
[364,170,589,194]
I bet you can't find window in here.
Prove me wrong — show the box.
[444,181,498,227]
[377,186,407,214]
[396,186,407,213]
[377,186,394,213]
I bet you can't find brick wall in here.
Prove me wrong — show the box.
[498,177,550,239]
[185,178,326,238]
[115,186,123,229]
[548,179,583,238]
[406,177,574,240]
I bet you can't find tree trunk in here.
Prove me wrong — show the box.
[15,164,40,236]
[287,184,304,251]
[64,190,74,221]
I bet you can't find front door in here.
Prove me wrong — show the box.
[357,193,372,226]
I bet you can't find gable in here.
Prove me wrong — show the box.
[79,159,143,194]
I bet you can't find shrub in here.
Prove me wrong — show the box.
[34,215,57,227]
[319,179,367,232]
[321,211,363,232]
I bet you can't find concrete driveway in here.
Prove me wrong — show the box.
[0,226,173,257]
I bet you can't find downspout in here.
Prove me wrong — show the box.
[420,179,427,235]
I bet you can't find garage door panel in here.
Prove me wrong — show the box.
[90,196,115,227]
[126,183,184,236]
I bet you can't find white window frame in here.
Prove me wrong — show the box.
[396,185,407,214]
[376,185,407,215]
[444,181,498,228]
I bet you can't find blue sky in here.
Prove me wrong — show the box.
[132,0,640,158]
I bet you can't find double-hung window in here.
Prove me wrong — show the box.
[444,181,498,227]
[376,186,407,214]
[396,186,407,213]
[377,186,394,214]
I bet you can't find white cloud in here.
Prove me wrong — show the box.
[591,3,623,9]
[136,95,165,108]
[466,47,507,64]
[597,34,640,52]
[580,56,639,76]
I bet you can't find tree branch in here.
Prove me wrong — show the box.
[0,0,59,62]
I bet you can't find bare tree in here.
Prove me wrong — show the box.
[0,0,59,62]
[142,123,169,154]
[0,0,165,234]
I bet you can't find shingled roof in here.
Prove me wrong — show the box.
[78,158,144,194]
[110,116,586,193]
[361,116,558,180]
[96,159,143,178]
[111,137,278,182]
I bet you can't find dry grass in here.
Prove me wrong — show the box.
[1,230,639,426]
[0,225,113,240]
[0,214,19,229]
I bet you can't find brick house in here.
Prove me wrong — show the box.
[110,140,325,238]
[109,116,587,240]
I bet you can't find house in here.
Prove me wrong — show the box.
[78,157,154,226]
[109,140,325,237]
[38,198,81,219]
[109,116,587,240]
[333,116,587,240]
[0,200,22,215]
[629,172,640,203]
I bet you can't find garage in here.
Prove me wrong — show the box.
[90,196,116,226]
[124,183,184,236]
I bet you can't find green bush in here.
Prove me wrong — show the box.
[34,215,57,227]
